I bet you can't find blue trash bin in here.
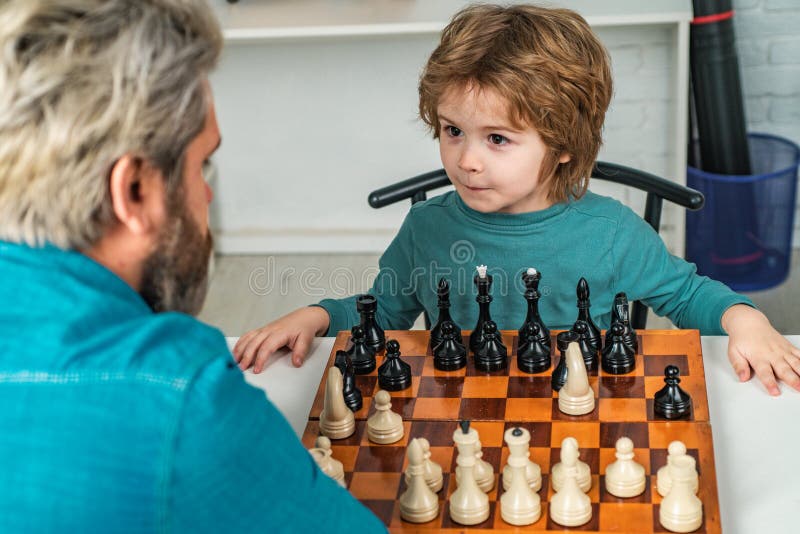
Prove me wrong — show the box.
[687,133,800,291]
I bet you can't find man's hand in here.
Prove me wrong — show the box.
[722,304,800,395]
[232,306,330,373]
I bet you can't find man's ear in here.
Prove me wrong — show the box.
[108,155,166,236]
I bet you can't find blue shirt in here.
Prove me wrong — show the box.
[319,191,751,335]
[0,242,384,533]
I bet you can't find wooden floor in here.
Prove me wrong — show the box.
[197,250,800,336]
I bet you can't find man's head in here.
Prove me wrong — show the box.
[419,4,613,203]
[0,0,222,314]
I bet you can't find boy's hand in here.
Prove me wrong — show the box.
[232,306,330,374]
[722,304,800,395]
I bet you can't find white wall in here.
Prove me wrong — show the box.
[733,0,800,247]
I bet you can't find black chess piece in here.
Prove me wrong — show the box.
[433,321,467,371]
[552,331,579,391]
[517,323,551,374]
[469,267,494,354]
[378,339,412,391]
[601,323,636,375]
[474,320,507,372]
[654,365,692,419]
[345,324,377,375]
[574,277,602,351]
[517,269,550,349]
[357,294,385,353]
[334,350,363,412]
[606,292,637,353]
[571,321,598,372]
[430,278,463,350]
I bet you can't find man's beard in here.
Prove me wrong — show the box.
[139,201,213,316]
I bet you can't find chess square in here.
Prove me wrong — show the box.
[461,376,509,398]
[361,500,396,526]
[644,354,690,376]
[598,502,654,531]
[598,398,648,422]
[505,398,555,421]
[349,473,402,500]
[411,397,461,420]
[598,375,645,398]
[417,376,464,398]
[459,397,507,421]
[507,376,553,397]
[354,445,406,472]
[600,422,650,448]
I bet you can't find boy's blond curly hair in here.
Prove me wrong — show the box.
[419,4,613,202]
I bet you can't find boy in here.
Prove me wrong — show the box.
[234,4,800,395]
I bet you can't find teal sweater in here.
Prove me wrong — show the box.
[0,242,384,533]
[319,191,751,336]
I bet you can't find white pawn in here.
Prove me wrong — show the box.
[399,438,440,523]
[319,366,355,439]
[367,390,404,444]
[500,427,541,526]
[558,341,595,416]
[449,422,490,525]
[308,436,345,487]
[604,437,646,498]
[549,435,592,527]
[551,437,591,493]
[657,441,699,497]
[659,455,703,533]
[404,437,443,492]
[502,430,542,492]
[473,439,495,492]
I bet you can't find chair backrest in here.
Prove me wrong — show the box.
[367,161,705,329]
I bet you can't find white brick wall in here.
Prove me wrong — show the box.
[733,0,800,246]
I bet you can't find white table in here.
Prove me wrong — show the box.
[229,335,800,534]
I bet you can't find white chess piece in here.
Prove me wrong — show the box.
[549,435,593,527]
[500,427,541,526]
[659,455,703,533]
[319,366,355,439]
[502,428,542,492]
[550,437,591,493]
[449,423,490,525]
[604,437,646,497]
[657,441,699,497]
[399,438,440,523]
[308,436,345,487]
[366,390,404,444]
[558,341,595,415]
[473,439,495,492]
[404,437,443,492]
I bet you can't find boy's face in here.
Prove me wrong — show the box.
[437,84,566,214]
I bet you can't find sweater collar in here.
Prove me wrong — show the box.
[453,192,571,227]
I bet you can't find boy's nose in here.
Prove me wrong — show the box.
[457,144,482,174]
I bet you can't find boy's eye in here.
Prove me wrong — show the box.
[445,125,462,137]
[489,133,508,145]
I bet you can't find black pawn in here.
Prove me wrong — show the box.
[606,292,637,354]
[552,331,579,391]
[469,268,494,354]
[518,269,551,349]
[430,278,463,350]
[474,320,507,372]
[601,323,636,375]
[571,321,598,372]
[433,321,467,371]
[345,324,376,375]
[357,294,385,353]
[575,278,602,350]
[334,350,362,412]
[517,323,551,374]
[654,365,692,419]
[378,339,412,391]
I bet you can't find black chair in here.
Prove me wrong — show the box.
[367,161,705,329]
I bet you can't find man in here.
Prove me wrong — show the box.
[0,1,384,532]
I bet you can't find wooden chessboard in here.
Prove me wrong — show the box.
[301,329,721,533]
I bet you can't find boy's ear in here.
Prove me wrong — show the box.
[108,155,166,236]
[558,152,572,164]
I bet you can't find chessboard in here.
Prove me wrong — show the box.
[301,329,721,533]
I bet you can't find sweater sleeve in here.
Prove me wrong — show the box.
[611,204,753,334]
[168,356,386,533]
[317,209,425,335]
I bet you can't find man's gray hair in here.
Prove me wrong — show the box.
[0,0,222,249]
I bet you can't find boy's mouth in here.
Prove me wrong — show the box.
[465,185,489,192]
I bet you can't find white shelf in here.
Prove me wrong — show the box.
[212,0,693,42]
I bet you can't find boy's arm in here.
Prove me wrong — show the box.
[612,205,751,334]
[169,356,386,532]
[317,211,425,336]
